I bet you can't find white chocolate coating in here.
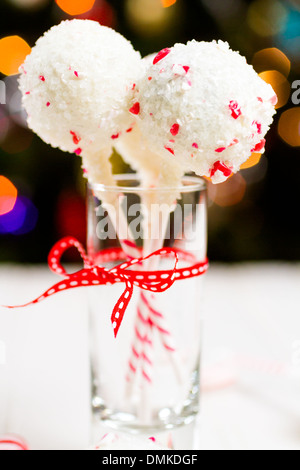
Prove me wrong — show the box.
[19,19,142,186]
[135,40,277,183]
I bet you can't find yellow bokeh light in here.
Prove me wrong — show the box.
[125,0,179,35]
[161,0,176,6]
[253,48,291,77]
[247,0,288,37]
[0,36,31,76]
[0,176,18,216]
[208,173,247,207]
[278,108,300,147]
[240,153,262,170]
[259,70,290,109]
[55,0,96,16]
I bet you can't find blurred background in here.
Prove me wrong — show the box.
[0,0,299,263]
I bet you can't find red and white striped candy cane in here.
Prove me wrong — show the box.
[141,292,185,384]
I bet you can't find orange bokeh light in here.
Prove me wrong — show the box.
[0,176,18,216]
[208,173,247,207]
[161,0,176,6]
[278,108,300,147]
[253,48,291,77]
[240,153,262,170]
[55,0,96,16]
[259,70,290,109]
[0,36,31,76]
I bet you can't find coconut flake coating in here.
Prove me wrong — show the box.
[19,19,142,156]
[136,40,277,183]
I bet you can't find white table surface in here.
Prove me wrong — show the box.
[0,263,300,450]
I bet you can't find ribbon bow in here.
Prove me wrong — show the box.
[4,237,208,337]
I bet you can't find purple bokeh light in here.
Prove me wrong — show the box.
[0,196,38,235]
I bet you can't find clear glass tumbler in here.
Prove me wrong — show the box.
[88,174,207,449]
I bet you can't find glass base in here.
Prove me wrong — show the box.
[90,414,201,450]
[91,367,201,434]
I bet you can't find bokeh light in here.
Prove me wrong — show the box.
[125,0,180,36]
[9,0,49,10]
[55,0,96,16]
[0,123,33,154]
[56,191,86,257]
[0,36,31,76]
[278,107,300,147]
[161,0,176,7]
[4,75,28,128]
[208,174,247,207]
[78,0,116,28]
[0,111,10,144]
[275,4,300,60]
[252,48,291,77]
[240,153,262,170]
[242,155,268,185]
[259,70,290,109]
[247,0,288,37]
[201,0,244,21]
[0,196,38,235]
[0,176,18,216]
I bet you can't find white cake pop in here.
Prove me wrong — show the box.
[114,53,182,204]
[115,124,182,189]
[132,40,277,184]
[19,19,142,191]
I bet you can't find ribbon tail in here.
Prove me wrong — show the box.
[111,280,134,338]
[1,277,87,310]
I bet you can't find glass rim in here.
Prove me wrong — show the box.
[88,174,206,194]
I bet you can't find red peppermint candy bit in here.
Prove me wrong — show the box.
[183,66,190,73]
[25,91,30,95]
[74,148,82,155]
[229,138,239,147]
[229,100,242,119]
[153,48,171,65]
[111,133,120,140]
[192,142,199,149]
[210,161,232,178]
[132,83,136,91]
[170,123,180,136]
[215,147,226,153]
[46,102,50,107]
[129,102,140,115]
[70,131,81,145]
[74,71,79,78]
[126,127,134,133]
[39,75,45,82]
[252,121,262,134]
[270,95,278,106]
[251,138,266,153]
[148,76,152,81]
[257,97,263,103]
[164,146,175,155]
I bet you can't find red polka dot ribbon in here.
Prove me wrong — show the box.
[3,237,209,337]
[0,436,28,450]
